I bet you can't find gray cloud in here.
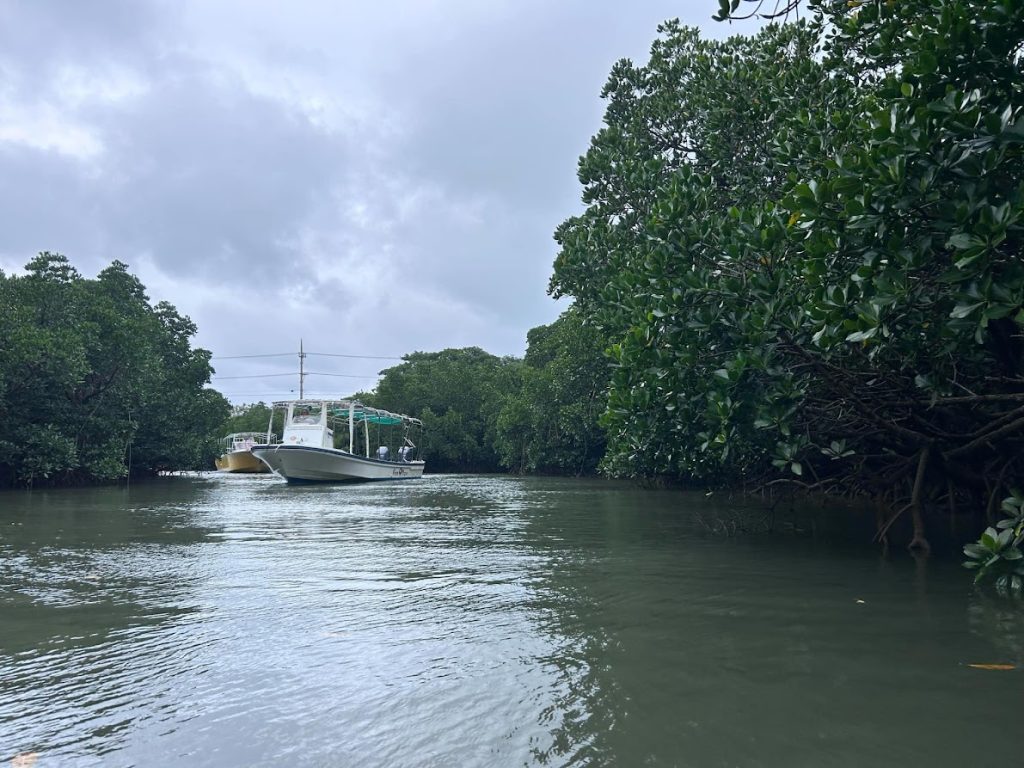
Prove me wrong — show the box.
[0,0,737,401]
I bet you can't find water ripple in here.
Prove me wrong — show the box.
[1,475,1021,766]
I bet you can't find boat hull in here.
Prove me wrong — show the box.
[216,450,271,473]
[251,444,425,483]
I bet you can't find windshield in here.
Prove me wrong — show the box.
[291,404,322,425]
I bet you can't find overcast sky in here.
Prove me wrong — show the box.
[0,1,739,403]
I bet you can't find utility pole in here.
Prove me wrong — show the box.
[299,338,306,399]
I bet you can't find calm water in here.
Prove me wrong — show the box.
[1,474,1021,767]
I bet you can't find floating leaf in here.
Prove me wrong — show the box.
[966,664,1015,671]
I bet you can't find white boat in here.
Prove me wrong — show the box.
[214,431,276,473]
[250,400,425,484]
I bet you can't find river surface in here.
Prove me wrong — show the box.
[1,474,1021,767]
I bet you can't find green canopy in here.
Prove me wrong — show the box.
[329,407,404,426]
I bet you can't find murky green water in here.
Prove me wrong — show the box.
[1,474,1021,766]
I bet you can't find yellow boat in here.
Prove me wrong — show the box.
[215,432,276,473]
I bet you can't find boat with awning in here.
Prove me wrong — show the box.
[250,400,425,483]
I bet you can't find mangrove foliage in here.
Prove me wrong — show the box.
[0,253,228,486]
[550,0,1024,549]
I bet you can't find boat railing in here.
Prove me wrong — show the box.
[226,432,277,451]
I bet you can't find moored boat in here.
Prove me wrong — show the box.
[250,400,425,484]
[215,432,276,473]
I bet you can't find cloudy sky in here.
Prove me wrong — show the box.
[0,1,739,402]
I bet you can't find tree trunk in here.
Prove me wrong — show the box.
[908,446,931,554]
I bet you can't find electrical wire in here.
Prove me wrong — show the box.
[215,392,351,397]
[307,352,402,360]
[212,351,403,361]
[304,372,381,379]
[212,373,299,380]
[212,371,380,381]
[211,353,295,360]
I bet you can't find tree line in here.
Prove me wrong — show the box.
[0,252,607,487]
[545,0,1024,558]
[0,253,229,486]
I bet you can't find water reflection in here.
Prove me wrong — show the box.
[966,593,1024,667]
[1,478,221,759]
[517,481,1023,767]
[0,475,1021,766]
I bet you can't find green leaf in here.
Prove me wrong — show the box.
[845,328,878,342]
[947,233,984,250]
[950,302,983,319]
[954,250,985,270]
[984,304,1016,321]
[964,543,988,558]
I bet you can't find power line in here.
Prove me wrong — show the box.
[212,371,380,381]
[211,351,403,361]
[305,372,381,379]
[211,353,295,360]
[213,391,364,398]
[307,352,403,360]
[212,373,297,380]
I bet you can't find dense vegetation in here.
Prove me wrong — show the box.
[365,348,517,473]
[0,253,228,486]
[347,310,609,476]
[493,307,607,475]
[220,401,278,437]
[0,291,606,487]
[548,0,1024,552]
